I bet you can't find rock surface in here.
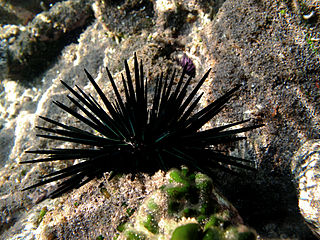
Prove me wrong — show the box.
[291,140,320,238]
[1,0,94,80]
[0,0,61,25]
[0,0,319,239]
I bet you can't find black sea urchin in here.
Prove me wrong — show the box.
[22,53,262,199]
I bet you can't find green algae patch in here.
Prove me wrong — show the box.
[171,223,202,240]
[195,173,213,192]
[169,169,187,184]
[126,208,135,217]
[37,206,48,225]
[166,185,191,199]
[164,168,218,220]
[202,226,223,240]
[204,215,223,230]
[117,168,257,240]
[143,213,159,234]
[126,231,147,240]
[147,198,158,211]
[117,221,127,232]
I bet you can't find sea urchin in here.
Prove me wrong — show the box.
[22,53,262,199]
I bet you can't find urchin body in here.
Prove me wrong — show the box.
[22,53,262,199]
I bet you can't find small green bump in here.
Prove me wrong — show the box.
[224,226,239,240]
[204,215,223,231]
[196,215,207,224]
[126,231,147,240]
[166,186,189,199]
[96,235,105,240]
[171,223,202,240]
[188,173,196,181]
[182,207,191,216]
[126,208,135,217]
[199,203,208,215]
[147,199,158,211]
[170,169,187,184]
[143,213,159,234]
[117,221,127,232]
[37,206,48,225]
[195,173,213,192]
[202,226,223,240]
[238,231,256,240]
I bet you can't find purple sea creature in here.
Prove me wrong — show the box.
[179,54,196,77]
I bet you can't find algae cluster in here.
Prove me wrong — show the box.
[118,168,256,240]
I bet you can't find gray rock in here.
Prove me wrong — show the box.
[0,0,62,25]
[0,0,319,239]
[1,0,94,80]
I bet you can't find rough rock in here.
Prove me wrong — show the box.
[0,0,94,80]
[0,0,62,25]
[291,140,320,238]
[0,0,319,239]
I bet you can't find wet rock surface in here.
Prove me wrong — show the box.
[0,0,319,239]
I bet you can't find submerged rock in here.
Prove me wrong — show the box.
[1,0,94,80]
[0,0,319,239]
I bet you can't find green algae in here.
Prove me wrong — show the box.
[126,208,135,217]
[165,168,217,220]
[195,173,213,192]
[202,226,223,240]
[117,168,257,240]
[126,231,147,240]
[143,213,159,234]
[204,215,224,230]
[169,169,189,184]
[117,221,127,232]
[37,206,48,225]
[171,223,202,240]
[147,198,158,211]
